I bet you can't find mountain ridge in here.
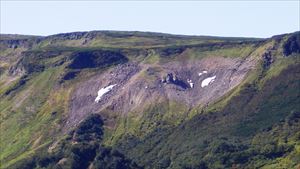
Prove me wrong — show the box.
[0,30,299,169]
[1,30,267,40]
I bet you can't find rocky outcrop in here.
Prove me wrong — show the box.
[161,73,189,89]
[161,73,176,83]
[158,47,185,57]
[67,50,128,69]
[60,70,80,82]
[48,32,87,40]
[262,51,273,69]
[0,37,41,49]
[8,50,63,75]
[2,31,299,169]
[64,63,140,131]
[283,33,300,56]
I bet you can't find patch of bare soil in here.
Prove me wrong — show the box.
[64,63,141,131]
[65,56,257,132]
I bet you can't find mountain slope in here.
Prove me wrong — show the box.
[0,31,299,169]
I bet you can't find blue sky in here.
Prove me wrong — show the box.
[0,1,299,38]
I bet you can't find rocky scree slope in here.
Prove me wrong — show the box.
[0,31,299,169]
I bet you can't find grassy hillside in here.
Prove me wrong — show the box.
[0,31,299,169]
[113,60,300,169]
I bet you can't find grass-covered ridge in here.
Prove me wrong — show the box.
[0,31,299,168]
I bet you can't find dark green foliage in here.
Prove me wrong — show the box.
[2,31,299,169]
[36,154,61,168]
[68,50,128,69]
[114,64,300,169]
[93,146,141,169]
[11,114,140,169]
[14,157,37,169]
[231,64,300,137]
[13,152,62,169]
[73,113,104,142]
[70,143,98,169]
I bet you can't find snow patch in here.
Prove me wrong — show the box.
[201,76,216,87]
[95,84,116,103]
[198,70,208,76]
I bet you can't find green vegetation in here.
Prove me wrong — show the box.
[105,100,189,146]
[0,31,299,169]
[114,63,300,169]
[186,44,256,60]
[10,114,141,169]
[0,68,64,168]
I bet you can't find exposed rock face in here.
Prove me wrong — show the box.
[0,38,41,49]
[165,73,174,83]
[2,31,299,169]
[262,51,273,69]
[159,47,185,57]
[162,73,190,89]
[68,50,128,69]
[162,73,176,83]
[48,32,87,40]
[61,70,79,81]
[7,50,63,76]
[8,64,26,76]
[283,33,300,56]
[64,63,141,131]
[0,31,261,135]
[65,55,257,131]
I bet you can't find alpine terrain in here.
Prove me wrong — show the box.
[0,31,299,169]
